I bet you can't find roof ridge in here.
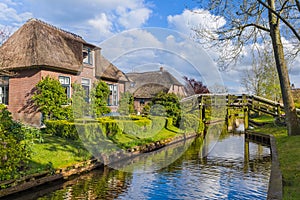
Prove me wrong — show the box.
[27,18,84,41]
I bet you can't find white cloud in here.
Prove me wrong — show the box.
[0,2,32,24]
[167,9,226,36]
[100,28,223,90]
[88,13,114,38]
[23,0,152,42]
[118,8,152,29]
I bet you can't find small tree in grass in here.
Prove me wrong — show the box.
[91,80,111,117]
[72,83,89,119]
[32,76,71,121]
[150,92,181,126]
[118,92,135,115]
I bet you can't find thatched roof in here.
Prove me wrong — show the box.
[126,68,183,95]
[96,55,128,82]
[134,83,169,98]
[0,18,90,72]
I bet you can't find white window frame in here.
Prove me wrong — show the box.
[83,47,94,66]
[81,78,91,103]
[108,84,118,106]
[59,76,71,98]
[0,77,9,105]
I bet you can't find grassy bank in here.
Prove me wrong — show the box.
[27,134,92,174]
[251,115,300,200]
[28,118,183,173]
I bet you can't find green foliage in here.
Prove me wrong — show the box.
[44,120,79,140]
[32,76,71,121]
[91,81,111,117]
[142,104,150,116]
[150,92,181,126]
[180,113,200,133]
[0,104,40,181]
[72,83,89,119]
[118,92,135,115]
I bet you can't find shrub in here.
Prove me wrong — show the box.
[0,104,38,181]
[150,92,181,126]
[118,92,135,115]
[32,76,71,121]
[91,81,111,117]
[44,120,79,140]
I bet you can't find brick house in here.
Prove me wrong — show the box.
[125,67,186,113]
[0,19,128,126]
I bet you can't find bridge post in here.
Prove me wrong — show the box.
[277,103,281,117]
[242,94,249,130]
[244,107,249,130]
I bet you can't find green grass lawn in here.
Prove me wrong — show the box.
[28,120,183,173]
[251,116,300,200]
[28,134,91,174]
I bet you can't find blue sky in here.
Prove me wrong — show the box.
[0,0,299,93]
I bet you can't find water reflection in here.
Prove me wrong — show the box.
[5,124,271,200]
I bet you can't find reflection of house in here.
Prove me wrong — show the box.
[126,67,185,113]
[0,19,128,126]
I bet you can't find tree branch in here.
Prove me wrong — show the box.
[242,23,270,32]
[295,0,300,12]
[257,0,300,41]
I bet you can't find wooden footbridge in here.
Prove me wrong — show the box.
[182,94,300,129]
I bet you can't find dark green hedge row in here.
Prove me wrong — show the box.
[44,116,169,140]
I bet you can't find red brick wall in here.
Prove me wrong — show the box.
[8,69,42,126]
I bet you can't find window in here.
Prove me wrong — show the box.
[108,84,118,106]
[0,77,9,105]
[81,78,90,103]
[59,76,71,98]
[83,47,93,65]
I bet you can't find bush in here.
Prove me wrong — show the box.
[0,104,39,181]
[45,116,168,141]
[91,81,111,117]
[44,120,79,140]
[180,113,201,133]
[32,76,71,121]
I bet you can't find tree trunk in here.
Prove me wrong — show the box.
[268,0,300,135]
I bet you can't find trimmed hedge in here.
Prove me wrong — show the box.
[44,116,169,141]
[44,120,79,140]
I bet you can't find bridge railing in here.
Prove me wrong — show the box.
[181,93,300,119]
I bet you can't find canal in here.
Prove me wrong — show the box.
[7,125,271,200]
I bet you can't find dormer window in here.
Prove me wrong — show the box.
[83,47,93,65]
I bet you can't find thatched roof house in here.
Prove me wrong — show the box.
[0,18,127,81]
[125,67,185,112]
[0,19,128,126]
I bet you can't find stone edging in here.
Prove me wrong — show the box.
[0,159,102,198]
[267,135,283,200]
[246,131,283,200]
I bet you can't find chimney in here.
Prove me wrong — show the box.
[94,47,102,76]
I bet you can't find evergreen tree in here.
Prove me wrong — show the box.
[91,80,111,117]
[32,76,70,121]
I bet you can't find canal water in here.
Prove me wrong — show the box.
[8,127,271,200]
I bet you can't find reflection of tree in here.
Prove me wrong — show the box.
[36,168,132,200]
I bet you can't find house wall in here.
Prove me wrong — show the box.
[168,85,186,97]
[134,98,151,114]
[8,69,42,127]
[7,65,125,126]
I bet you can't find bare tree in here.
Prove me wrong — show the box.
[0,27,11,76]
[241,47,281,101]
[194,0,300,136]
